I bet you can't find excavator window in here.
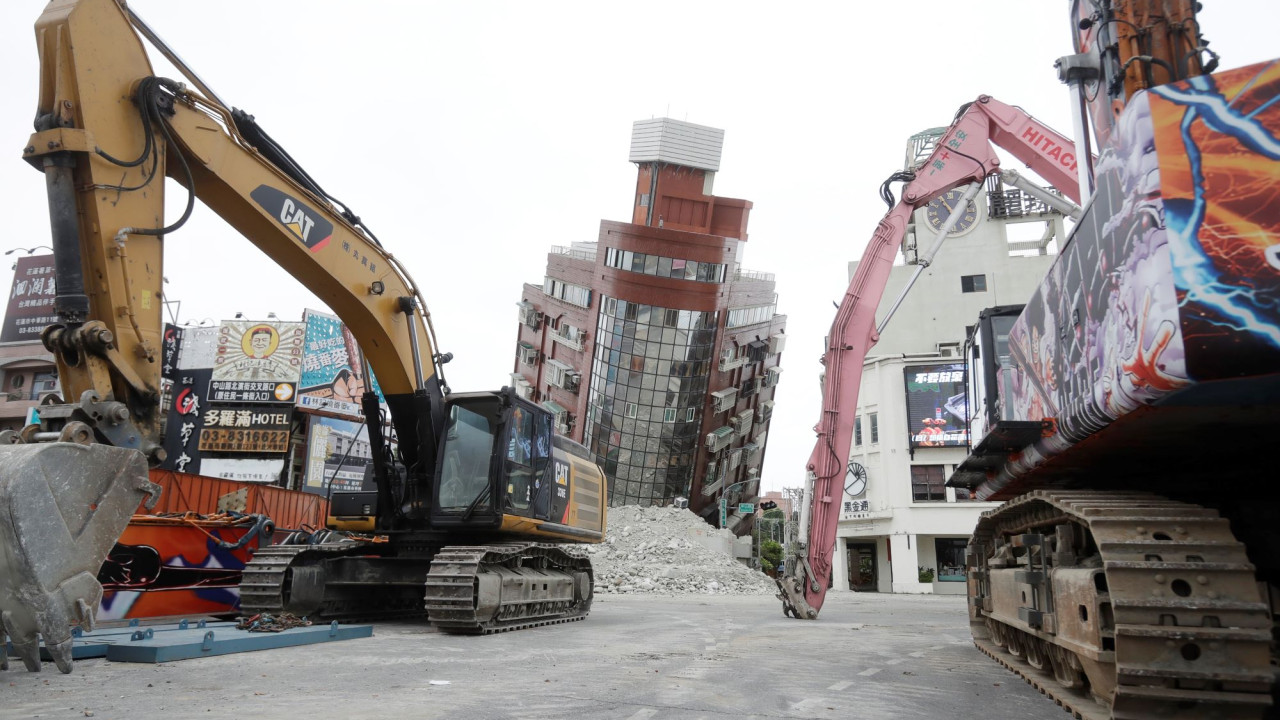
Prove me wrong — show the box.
[502,402,553,518]
[437,402,497,513]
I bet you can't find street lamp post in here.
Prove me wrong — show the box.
[718,479,754,529]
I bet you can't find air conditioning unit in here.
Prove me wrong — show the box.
[563,372,581,394]
[518,303,541,330]
[768,333,787,355]
[711,387,738,414]
[706,429,732,453]
[756,400,774,424]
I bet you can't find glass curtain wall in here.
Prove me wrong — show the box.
[584,296,718,505]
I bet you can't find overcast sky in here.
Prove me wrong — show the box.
[0,1,1272,493]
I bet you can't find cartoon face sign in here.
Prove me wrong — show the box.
[242,325,279,359]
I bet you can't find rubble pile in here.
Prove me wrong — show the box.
[586,504,777,596]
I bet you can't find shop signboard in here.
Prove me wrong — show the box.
[177,325,219,370]
[197,406,292,453]
[1,254,56,342]
[159,369,213,474]
[296,310,379,419]
[199,457,285,484]
[161,324,183,380]
[210,320,305,403]
[302,415,371,496]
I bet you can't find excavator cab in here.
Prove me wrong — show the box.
[431,391,554,527]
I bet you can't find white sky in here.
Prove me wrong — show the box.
[0,1,1273,493]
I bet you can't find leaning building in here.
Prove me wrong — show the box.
[512,119,785,533]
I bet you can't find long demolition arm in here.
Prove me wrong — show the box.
[777,96,1084,619]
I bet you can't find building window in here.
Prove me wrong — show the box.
[960,274,987,293]
[853,415,862,446]
[726,304,777,329]
[954,487,973,502]
[911,465,946,501]
[603,249,727,284]
[543,277,592,308]
[31,372,58,399]
[934,538,968,582]
[869,412,878,444]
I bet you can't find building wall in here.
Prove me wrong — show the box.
[0,340,57,431]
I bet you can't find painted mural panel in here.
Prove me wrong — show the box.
[1004,59,1280,445]
[297,310,380,419]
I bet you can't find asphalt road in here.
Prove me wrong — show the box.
[3,592,1065,719]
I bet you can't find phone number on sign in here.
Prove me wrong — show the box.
[198,428,290,453]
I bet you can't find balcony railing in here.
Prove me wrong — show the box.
[732,268,775,282]
[550,245,598,262]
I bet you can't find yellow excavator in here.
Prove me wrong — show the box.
[0,0,606,674]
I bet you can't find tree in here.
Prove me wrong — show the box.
[760,540,783,572]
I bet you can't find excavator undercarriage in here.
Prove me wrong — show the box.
[968,491,1274,719]
[239,540,594,634]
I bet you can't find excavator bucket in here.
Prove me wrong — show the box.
[0,442,157,673]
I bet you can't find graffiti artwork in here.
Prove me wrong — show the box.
[1004,59,1280,445]
[97,515,271,620]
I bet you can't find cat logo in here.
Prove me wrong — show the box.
[250,185,334,252]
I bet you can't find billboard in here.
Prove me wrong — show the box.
[302,415,371,496]
[904,363,968,448]
[159,369,213,474]
[2,254,57,343]
[197,406,292,454]
[297,310,379,419]
[211,321,305,403]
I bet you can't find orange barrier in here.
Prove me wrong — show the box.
[142,470,329,531]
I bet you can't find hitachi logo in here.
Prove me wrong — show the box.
[280,198,316,242]
[1021,127,1078,173]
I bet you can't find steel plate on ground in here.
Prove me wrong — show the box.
[104,621,373,663]
[4,619,236,661]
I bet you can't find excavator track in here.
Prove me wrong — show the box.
[424,543,593,635]
[239,543,428,622]
[968,491,1273,720]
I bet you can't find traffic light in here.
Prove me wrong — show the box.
[760,500,778,510]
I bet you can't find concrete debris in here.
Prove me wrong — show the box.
[586,505,776,596]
